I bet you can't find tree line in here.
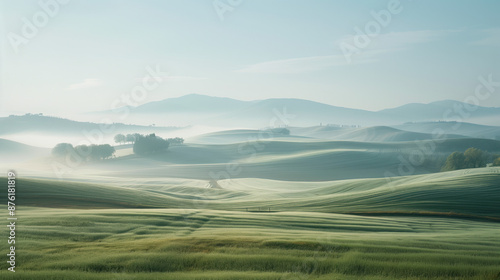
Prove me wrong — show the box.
[114,133,184,155]
[51,133,183,161]
[442,147,500,171]
[52,143,115,161]
[114,133,184,145]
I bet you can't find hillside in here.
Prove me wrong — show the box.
[6,167,500,219]
[393,121,500,140]
[289,126,468,142]
[0,114,179,135]
[0,114,183,147]
[188,129,311,144]
[0,138,49,163]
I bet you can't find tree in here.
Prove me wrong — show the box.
[493,157,500,167]
[125,134,136,143]
[91,144,115,160]
[441,151,465,171]
[51,143,74,158]
[133,133,169,155]
[464,147,485,168]
[114,134,126,144]
[74,144,92,160]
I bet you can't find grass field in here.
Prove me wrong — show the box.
[1,167,499,279]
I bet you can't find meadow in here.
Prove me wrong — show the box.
[1,165,499,279]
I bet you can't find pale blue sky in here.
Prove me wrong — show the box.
[1,0,499,116]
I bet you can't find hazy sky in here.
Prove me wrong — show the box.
[1,0,499,116]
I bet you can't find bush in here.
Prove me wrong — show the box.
[133,134,169,155]
[441,151,465,171]
[493,157,500,166]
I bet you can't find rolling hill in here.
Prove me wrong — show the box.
[0,138,49,163]
[39,137,500,182]
[0,114,179,136]
[289,126,468,142]
[392,121,500,140]
[6,167,500,219]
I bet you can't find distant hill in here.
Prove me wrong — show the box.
[0,138,49,163]
[98,94,500,127]
[0,114,185,147]
[131,94,250,114]
[392,121,500,140]
[289,126,468,142]
[0,114,179,136]
[379,100,500,126]
[189,129,311,144]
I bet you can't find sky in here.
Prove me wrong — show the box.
[1,0,500,117]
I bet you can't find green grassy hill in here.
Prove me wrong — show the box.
[6,167,499,219]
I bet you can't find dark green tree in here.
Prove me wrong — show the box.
[125,134,136,143]
[51,143,74,158]
[114,134,126,144]
[133,133,169,155]
[89,144,115,160]
[441,151,465,171]
[464,147,485,168]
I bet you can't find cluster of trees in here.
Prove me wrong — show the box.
[441,147,500,171]
[114,133,141,144]
[52,143,115,161]
[133,133,170,155]
[166,137,184,145]
[114,134,184,145]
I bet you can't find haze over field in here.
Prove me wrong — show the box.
[1,1,500,279]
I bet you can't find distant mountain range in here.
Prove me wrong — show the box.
[97,94,500,127]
